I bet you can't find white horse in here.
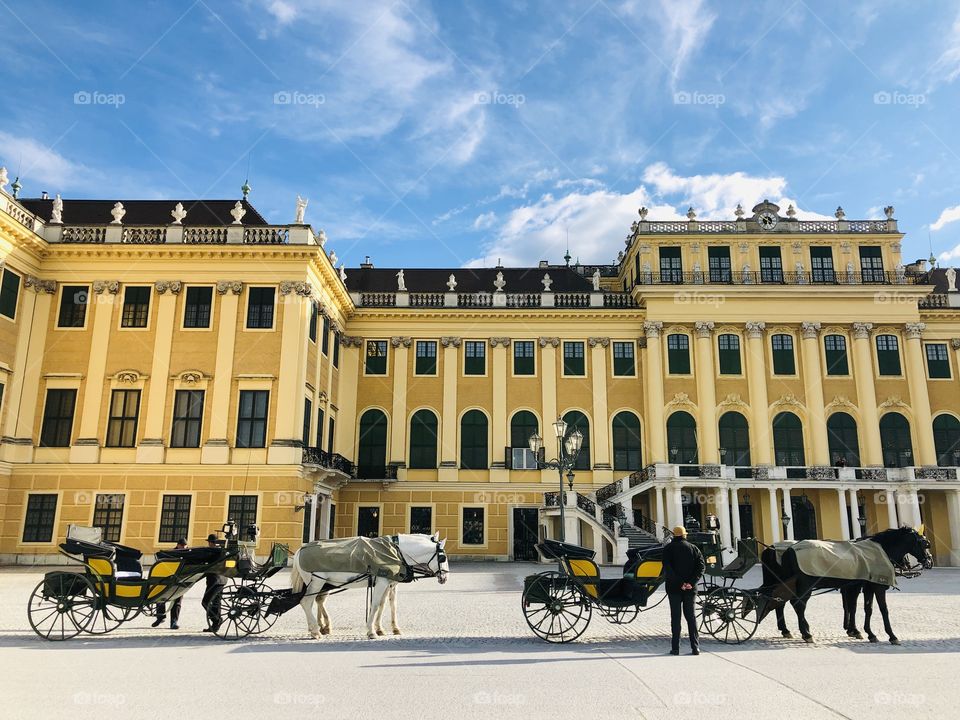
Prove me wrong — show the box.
[290,533,448,639]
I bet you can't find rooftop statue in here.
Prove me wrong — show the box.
[110,202,125,225]
[396,269,406,292]
[51,194,63,224]
[447,274,457,291]
[295,195,308,224]
[230,201,246,224]
[591,268,601,291]
[170,202,187,225]
[494,271,505,292]
[542,273,552,291]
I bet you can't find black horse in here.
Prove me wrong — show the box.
[759,527,932,644]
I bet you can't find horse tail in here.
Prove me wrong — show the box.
[290,550,305,594]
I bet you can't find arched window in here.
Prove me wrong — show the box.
[771,334,796,375]
[666,411,698,464]
[827,412,860,466]
[773,412,804,466]
[509,411,539,469]
[717,334,741,374]
[408,409,438,469]
[879,412,912,468]
[718,411,750,466]
[562,410,591,470]
[933,414,960,466]
[460,410,488,469]
[876,335,901,375]
[357,409,388,479]
[612,412,642,470]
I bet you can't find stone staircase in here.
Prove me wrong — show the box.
[618,522,661,552]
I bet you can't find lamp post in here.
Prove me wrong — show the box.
[529,417,584,543]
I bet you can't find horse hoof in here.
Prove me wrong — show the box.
[310,631,321,640]
[367,632,377,640]
[890,638,901,646]
[781,631,793,639]
[320,628,330,636]
[803,636,815,644]
[393,628,402,636]
[376,629,385,637]
[852,632,863,640]
[868,636,879,643]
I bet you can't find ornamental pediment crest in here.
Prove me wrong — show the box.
[113,369,145,384]
[667,392,696,409]
[175,370,207,384]
[825,395,855,412]
[718,393,748,410]
[772,393,803,408]
[879,396,908,410]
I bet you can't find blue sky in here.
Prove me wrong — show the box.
[2,1,960,269]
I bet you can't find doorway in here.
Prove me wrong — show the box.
[357,506,380,537]
[512,507,539,561]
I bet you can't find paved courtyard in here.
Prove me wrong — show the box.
[1,562,958,720]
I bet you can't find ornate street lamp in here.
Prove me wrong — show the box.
[531,417,584,543]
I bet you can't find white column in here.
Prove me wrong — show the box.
[715,485,732,549]
[885,490,899,529]
[945,490,960,567]
[837,488,850,540]
[654,485,665,531]
[767,488,781,543]
[319,494,333,539]
[848,488,861,539]
[903,488,922,528]
[729,488,742,543]
[782,486,795,541]
[668,485,683,530]
[308,493,319,542]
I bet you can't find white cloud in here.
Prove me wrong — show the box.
[0,132,89,190]
[264,0,297,24]
[927,11,960,90]
[472,211,496,230]
[642,162,787,218]
[931,204,960,231]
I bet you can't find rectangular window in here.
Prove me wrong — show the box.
[183,286,213,329]
[365,340,388,374]
[810,247,835,284]
[513,340,535,375]
[92,493,125,543]
[824,335,849,375]
[563,341,585,375]
[771,334,796,375]
[309,301,318,342]
[106,389,140,447]
[57,285,89,328]
[462,507,484,545]
[707,246,732,283]
[316,408,324,448]
[332,331,340,368]
[759,246,783,283]
[859,246,885,283]
[876,335,901,376]
[237,390,269,448]
[415,340,437,375]
[327,418,335,455]
[667,334,691,374]
[22,494,57,542]
[926,343,951,379]
[39,388,77,447]
[410,506,432,534]
[321,315,330,355]
[246,287,275,329]
[718,334,742,374]
[612,341,636,376]
[121,286,150,328]
[170,389,204,448]
[158,495,191,543]
[228,495,258,535]
[302,398,312,447]
[659,247,682,283]
[0,268,21,319]
[464,341,486,375]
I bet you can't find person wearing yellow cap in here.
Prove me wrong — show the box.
[662,525,705,655]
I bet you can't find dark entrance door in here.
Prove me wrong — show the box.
[682,493,704,530]
[357,506,380,537]
[791,496,817,540]
[738,503,755,539]
[512,508,539,561]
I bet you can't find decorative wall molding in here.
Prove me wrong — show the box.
[952,338,960,350]
[744,321,765,338]
[879,396,909,410]
[216,280,244,295]
[92,280,120,295]
[904,322,926,340]
[279,280,312,296]
[489,337,512,347]
[113,369,145,384]
[440,336,462,348]
[636,337,648,349]
[772,393,804,409]
[826,395,856,412]
[538,336,560,347]
[176,370,206,384]
[24,276,56,294]
[588,336,609,347]
[390,336,412,348]
[643,321,663,338]
[154,280,182,295]
[341,335,363,348]
[667,392,696,409]
[852,322,873,339]
[800,321,822,339]
[718,393,749,410]
[694,321,714,338]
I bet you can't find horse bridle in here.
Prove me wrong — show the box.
[394,537,448,583]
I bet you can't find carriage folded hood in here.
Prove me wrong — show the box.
[298,537,406,582]
[791,539,897,587]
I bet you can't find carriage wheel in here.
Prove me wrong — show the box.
[522,572,592,643]
[84,603,136,635]
[700,587,759,644]
[248,582,279,635]
[27,574,96,641]
[606,605,640,624]
[212,584,260,640]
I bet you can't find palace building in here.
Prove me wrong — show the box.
[1,177,959,566]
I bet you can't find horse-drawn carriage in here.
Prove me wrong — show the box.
[27,522,289,641]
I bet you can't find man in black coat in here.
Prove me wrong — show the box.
[201,533,226,632]
[152,538,187,629]
[662,525,706,655]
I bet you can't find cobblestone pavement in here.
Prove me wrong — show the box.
[1,563,958,719]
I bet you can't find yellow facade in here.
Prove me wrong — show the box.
[1,193,959,566]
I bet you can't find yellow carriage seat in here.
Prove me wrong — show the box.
[634,560,663,580]
[146,559,184,600]
[566,558,601,598]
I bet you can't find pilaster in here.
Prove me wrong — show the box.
[137,281,181,463]
[202,282,242,464]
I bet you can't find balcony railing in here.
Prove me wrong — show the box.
[635,270,918,287]
[301,447,355,476]
[353,290,638,309]
[635,218,894,234]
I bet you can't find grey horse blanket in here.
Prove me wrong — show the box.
[298,536,405,581]
[776,539,896,587]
